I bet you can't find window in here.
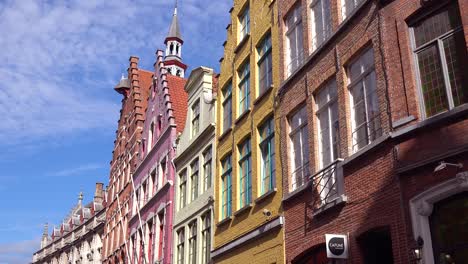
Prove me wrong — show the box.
[201,213,211,264]
[259,118,275,195]
[316,79,339,168]
[151,169,157,195]
[258,34,273,94]
[341,0,363,20]
[160,158,167,186]
[310,0,332,51]
[192,100,200,137]
[191,159,199,201]
[221,155,232,219]
[188,221,197,264]
[238,62,251,115]
[148,122,154,153]
[348,48,381,151]
[203,147,212,192]
[289,107,310,191]
[239,7,250,40]
[238,138,252,208]
[179,170,187,210]
[177,229,185,264]
[412,3,467,118]
[222,83,232,132]
[157,213,164,260]
[285,4,304,76]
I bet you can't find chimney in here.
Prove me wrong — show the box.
[94,183,104,204]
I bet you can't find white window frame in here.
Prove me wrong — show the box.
[239,7,250,40]
[288,106,310,191]
[285,4,304,76]
[310,0,332,52]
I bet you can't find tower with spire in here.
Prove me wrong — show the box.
[164,0,187,77]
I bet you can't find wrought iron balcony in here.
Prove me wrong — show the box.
[310,158,347,213]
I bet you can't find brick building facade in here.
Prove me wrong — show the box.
[102,57,152,263]
[276,0,467,263]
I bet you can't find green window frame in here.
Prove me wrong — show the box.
[257,34,272,94]
[259,118,275,194]
[238,63,251,115]
[221,155,232,219]
[238,138,252,208]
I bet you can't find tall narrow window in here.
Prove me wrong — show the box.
[412,2,467,118]
[348,48,381,151]
[316,79,340,168]
[222,83,232,132]
[159,158,167,186]
[238,138,252,208]
[201,212,211,264]
[157,213,164,261]
[203,147,212,192]
[259,118,275,195]
[341,0,363,20]
[192,100,200,137]
[188,221,197,264]
[285,4,304,76]
[148,221,154,264]
[310,0,331,51]
[179,170,187,210]
[239,7,250,40]
[177,229,185,264]
[238,62,251,115]
[148,122,154,153]
[221,155,232,219]
[151,169,157,195]
[258,34,273,94]
[289,107,310,191]
[191,159,199,201]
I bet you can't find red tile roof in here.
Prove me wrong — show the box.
[166,74,188,134]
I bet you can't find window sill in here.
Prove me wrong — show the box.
[234,34,250,54]
[216,216,232,227]
[312,195,348,217]
[234,204,252,216]
[218,127,232,142]
[255,188,277,204]
[253,85,273,106]
[391,104,468,142]
[342,134,391,167]
[235,108,251,125]
[282,181,311,203]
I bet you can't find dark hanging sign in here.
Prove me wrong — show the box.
[326,234,349,259]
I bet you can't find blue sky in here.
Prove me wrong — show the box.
[0,0,230,263]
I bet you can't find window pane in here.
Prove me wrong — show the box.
[413,4,462,48]
[443,32,468,106]
[417,45,449,117]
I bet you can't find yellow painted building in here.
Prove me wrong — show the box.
[213,0,284,263]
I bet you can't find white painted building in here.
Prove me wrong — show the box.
[173,66,217,264]
[32,183,106,264]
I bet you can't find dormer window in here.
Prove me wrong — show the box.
[191,100,200,138]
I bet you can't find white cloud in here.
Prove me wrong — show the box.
[0,238,39,264]
[0,0,231,149]
[49,163,106,177]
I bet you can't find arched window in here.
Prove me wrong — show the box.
[430,192,468,263]
[176,44,180,56]
[170,43,174,54]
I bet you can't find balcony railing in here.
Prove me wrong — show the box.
[310,159,347,211]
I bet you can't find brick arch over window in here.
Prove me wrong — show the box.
[291,243,327,264]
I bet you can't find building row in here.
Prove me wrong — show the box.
[33,0,468,263]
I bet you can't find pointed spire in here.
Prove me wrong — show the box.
[42,223,48,236]
[166,0,182,41]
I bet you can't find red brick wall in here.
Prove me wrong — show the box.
[103,56,151,263]
[277,0,467,263]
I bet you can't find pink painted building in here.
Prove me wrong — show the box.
[128,6,188,264]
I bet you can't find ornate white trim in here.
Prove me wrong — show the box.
[409,171,468,264]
